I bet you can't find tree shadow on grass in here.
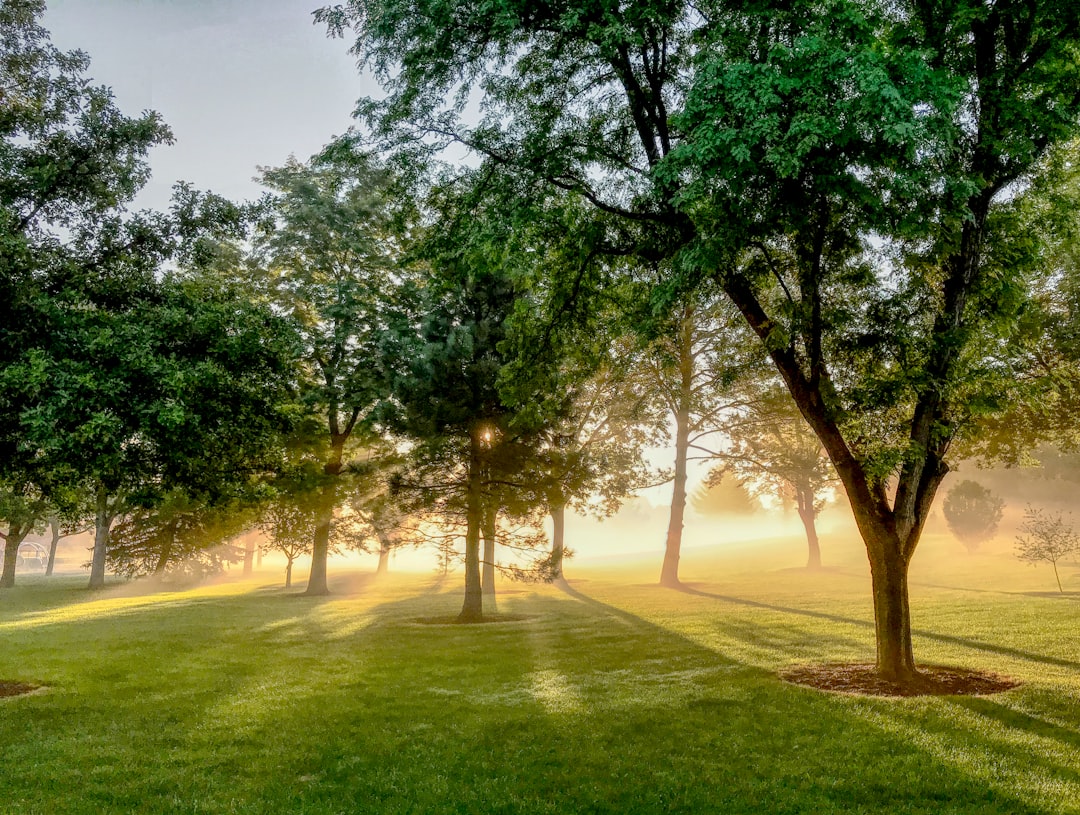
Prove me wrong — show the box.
[899,577,1080,601]
[2,577,1074,814]
[948,696,1080,753]
[675,582,1080,672]
[93,580,1051,815]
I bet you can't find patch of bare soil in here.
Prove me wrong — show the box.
[0,680,41,699]
[779,663,1020,697]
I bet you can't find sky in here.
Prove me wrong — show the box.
[43,0,379,211]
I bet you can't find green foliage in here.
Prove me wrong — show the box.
[16,267,300,504]
[942,480,1004,552]
[107,490,259,580]
[251,137,401,457]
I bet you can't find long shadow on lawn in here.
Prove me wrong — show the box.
[676,582,1080,672]
[191,582,1058,815]
[2,578,1072,814]
[554,582,1080,813]
[948,696,1080,752]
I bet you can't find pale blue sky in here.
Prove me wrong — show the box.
[43,0,378,210]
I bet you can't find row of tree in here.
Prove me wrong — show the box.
[0,0,833,609]
[5,0,1080,687]
[309,0,1080,683]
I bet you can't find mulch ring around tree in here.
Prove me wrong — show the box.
[0,680,43,700]
[779,663,1021,697]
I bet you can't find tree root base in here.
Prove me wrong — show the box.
[779,663,1020,697]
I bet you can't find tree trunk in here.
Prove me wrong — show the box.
[376,540,390,576]
[867,541,916,682]
[88,487,114,590]
[481,504,497,611]
[1,526,29,589]
[661,403,691,587]
[661,307,694,588]
[550,502,566,582]
[153,518,178,575]
[306,505,333,596]
[242,535,255,577]
[45,516,60,577]
[285,557,293,589]
[306,440,344,596]
[459,436,484,622]
[796,489,821,569]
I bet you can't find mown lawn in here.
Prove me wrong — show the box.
[1,545,1078,815]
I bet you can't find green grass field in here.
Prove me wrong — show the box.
[1,534,1078,814]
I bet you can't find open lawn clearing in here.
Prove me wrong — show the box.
[1,558,1078,815]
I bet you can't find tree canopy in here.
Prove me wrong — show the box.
[320,0,1080,681]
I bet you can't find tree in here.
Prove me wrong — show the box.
[1,2,299,590]
[1015,506,1080,593]
[943,480,1005,553]
[640,287,762,586]
[0,0,171,588]
[20,265,299,589]
[250,138,400,596]
[0,482,46,588]
[322,0,1080,683]
[670,0,1080,681]
[337,453,420,577]
[535,344,666,583]
[711,389,837,569]
[689,478,759,518]
[347,489,409,577]
[107,490,256,579]
[387,172,559,621]
[258,494,315,590]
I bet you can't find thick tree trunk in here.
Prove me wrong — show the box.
[306,506,332,596]
[376,541,390,576]
[550,502,566,582]
[306,440,344,596]
[45,516,60,577]
[88,487,114,590]
[800,508,821,569]
[243,535,255,577]
[867,539,916,682]
[481,505,497,611]
[459,436,484,622]
[1,526,28,589]
[796,489,821,569]
[660,404,690,587]
[285,558,293,589]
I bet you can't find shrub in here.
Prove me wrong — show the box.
[943,480,1004,551]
